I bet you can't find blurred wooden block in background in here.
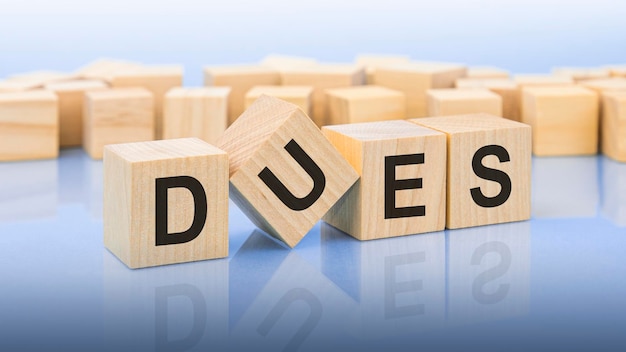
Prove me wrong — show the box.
[260,54,317,69]
[455,78,520,121]
[0,70,76,92]
[163,87,230,144]
[75,58,143,83]
[0,91,58,161]
[322,120,446,240]
[325,85,406,125]
[280,64,366,127]
[580,78,626,94]
[110,65,183,140]
[245,85,313,116]
[44,80,109,147]
[203,65,280,126]
[103,138,228,269]
[467,66,510,79]
[605,65,626,78]
[427,88,502,117]
[522,86,598,156]
[217,95,359,248]
[410,114,531,229]
[375,61,467,118]
[553,67,611,82]
[602,91,626,162]
[83,87,154,160]
[354,54,411,84]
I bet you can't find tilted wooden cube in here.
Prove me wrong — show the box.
[110,65,183,140]
[325,85,406,125]
[44,80,108,147]
[410,114,531,229]
[244,85,313,116]
[455,78,520,121]
[280,64,366,127]
[522,86,599,156]
[217,95,359,248]
[162,87,230,144]
[602,91,626,162]
[322,120,446,240]
[203,65,280,126]
[0,91,58,161]
[427,88,502,117]
[467,66,510,79]
[103,138,228,269]
[83,87,155,160]
[375,61,467,118]
[354,54,410,84]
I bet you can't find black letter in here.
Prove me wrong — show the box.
[155,284,207,352]
[471,241,511,304]
[258,139,326,211]
[155,176,207,246]
[385,154,425,219]
[384,252,426,319]
[470,145,512,208]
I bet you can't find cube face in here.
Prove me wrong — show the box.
[103,138,228,269]
[427,88,502,117]
[325,85,406,125]
[322,120,446,240]
[602,91,626,162]
[244,85,313,116]
[410,114,531,229]
[0,91,58,161]
[522,86,599,156]
[163,87,230,144]
[83,88,155,159]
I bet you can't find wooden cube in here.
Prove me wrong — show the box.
[260,54,317,69]
[455,78,520,121]
[244,85,313,116]
[203,65,280,126]
[552,67,611,82]
[44,80,108,147]
[322,120,446,240]
[427,88,502,117]
[354,54,411,84]
[103,138,228,269]
[410,114,531,229]
[280,64,366,126]
[83,87,154,160]
[375,61,467,118]
[522,86,599,156]
[467,66,510,79]
[110,65,183,140]
[325,85,406,125]
[580,78,626,93]
[0,91,58,161]
[602,91,626,162]
[217,95,359,248]
[162,87,230,144]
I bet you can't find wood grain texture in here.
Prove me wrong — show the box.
[44,80,109,147]
[83,88,155,160]
[325,85,406,125]
[217,95,359,248]
[163,87,230,144]
[602,91,626,162]
[0,91,59,161]
[110,65,183,139]
[375,61,467,118]
[322,120,446,240]
[280,64,366,127]
[455,78,520,121]
[103,138,228,269]
[552,67,611,82]
[427,88,502,117]
[354,54,410,84]
[245,85,313,116]
[522,86,599,156]
[467,66,510,79]
[203,65,280,126]
[409,114,531,229]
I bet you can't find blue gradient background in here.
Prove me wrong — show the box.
[1,1,626,351]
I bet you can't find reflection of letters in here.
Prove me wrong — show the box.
[384,252,425,319]
[257,288,322,351]
[155,284,206,352]
[471,241,511,304]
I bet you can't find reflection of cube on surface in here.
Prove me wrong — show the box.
[325,85,406,125]
[83,87,155,160]
[163,87,230,144]
[103,138,228,269]
[427,88,502,117]
[0,91,58,161]
[244,85,313,116]
[602,91,626,162]
[522,86,598,156]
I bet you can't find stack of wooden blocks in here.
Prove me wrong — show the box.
[1,55,625,269]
